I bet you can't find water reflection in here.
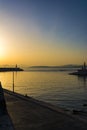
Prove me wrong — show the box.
[77,76,87,88]
[1,71,87,110]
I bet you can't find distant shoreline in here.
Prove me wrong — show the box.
[29,65,82,68]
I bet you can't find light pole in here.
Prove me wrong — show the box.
[13,71,14,93]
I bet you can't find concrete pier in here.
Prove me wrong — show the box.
[3,88,87,130]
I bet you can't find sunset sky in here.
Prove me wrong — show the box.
[0,0,87,66]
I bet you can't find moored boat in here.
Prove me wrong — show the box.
[69,62,87,76]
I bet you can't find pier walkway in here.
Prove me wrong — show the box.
[3,89,87,130]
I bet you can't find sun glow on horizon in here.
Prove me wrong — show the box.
[0,39,7,59]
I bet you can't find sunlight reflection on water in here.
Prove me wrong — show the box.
[0,71,87,110]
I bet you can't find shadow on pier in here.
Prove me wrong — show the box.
[0,82,14,130]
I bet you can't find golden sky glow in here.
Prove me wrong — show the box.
[0,37,7,60]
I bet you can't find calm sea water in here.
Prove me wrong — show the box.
[0,70,87,111]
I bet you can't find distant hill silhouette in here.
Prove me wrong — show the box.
[29,65,82,68]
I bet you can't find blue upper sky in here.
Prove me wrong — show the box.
[1,0,86,45]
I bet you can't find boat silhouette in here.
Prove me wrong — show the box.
[69,62,87,76]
